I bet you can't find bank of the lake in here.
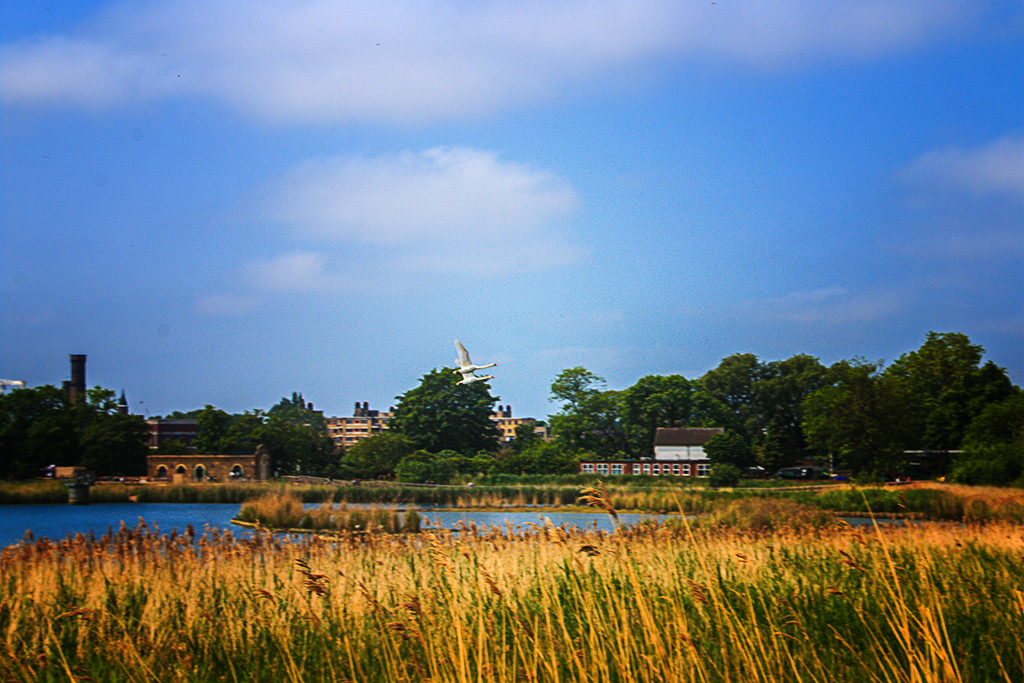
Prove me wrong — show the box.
[2,480,1021,540]
[2,502,673,548]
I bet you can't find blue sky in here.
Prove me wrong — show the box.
[2,1,1022,421]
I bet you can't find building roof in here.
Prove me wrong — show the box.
[653,427,724,447]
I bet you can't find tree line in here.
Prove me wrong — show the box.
[368,331,1021,485]
[2,332,1020,485]
[544,332,1022,484]
[0,387,150,478]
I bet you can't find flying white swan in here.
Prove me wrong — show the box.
[454,340,497,376]
[456,373,495,385]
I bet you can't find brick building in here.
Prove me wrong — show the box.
[578,427,724,478]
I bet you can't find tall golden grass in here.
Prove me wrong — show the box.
[236,493,420,533]
[2,500,1022,682]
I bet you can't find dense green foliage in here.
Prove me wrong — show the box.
[548,367,629,457]
[3,332,1018,484]
[701,353,831,471]
[802,333,1021,481]
[190,393,338,477]
[0,386,150,478]
[948,393,1024,485]
[388,369,501,455]
[340,432,417,479]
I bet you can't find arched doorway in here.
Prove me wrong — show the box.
[175,465,186,475]
[194,465,206,482]
[156,465,168,480]
[230,465,244,479]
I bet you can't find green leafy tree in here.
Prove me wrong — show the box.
[701,354,764,444]
[153,440,191,455]
[340,432,416,479]
[707,463,743,488]
[886,332,985,401]
[489,440,579,475]
[884,332,994,451]
[803,359,913,476]
[192,399,337,476]
[702,353,829,470]
[395,450,459,484]
[0,384,152,479]
[268,392,327,429]
[756,355,831,470]
[257,411,337,476]
[389,369,501,455]
[704,431,755,469]
[192,406,233,454]
[620,374,728,457]
[549,367,627,458]
[222,411,265,455]
[0,385,79,478]
[79,412,151,476]
[949,394,1024,485]
[511,421,542,453]
[917,361,1017,477]
[77,388,153,477]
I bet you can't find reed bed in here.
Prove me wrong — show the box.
[1,506,1021,682]
[236,493,421,534]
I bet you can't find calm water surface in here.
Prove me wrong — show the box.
[1,503,241,548]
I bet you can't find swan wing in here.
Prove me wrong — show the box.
[454,340,473,370]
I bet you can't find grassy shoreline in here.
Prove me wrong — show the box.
[3,479,1023,522]
[2,511,1021,682]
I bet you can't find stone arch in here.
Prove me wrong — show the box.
[230,464,244,479]
[175,465,187,475]
[156,465,168,480]
[194,465,206,481]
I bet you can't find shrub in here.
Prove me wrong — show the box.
[708,463,743,488]
[696,497,834,533]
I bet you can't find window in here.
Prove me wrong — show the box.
[672,464,680,475]
[597,463,609,475]
[632,465,642,474]
[581,463,594,474]
[697,463,711,477]
[611,464,623,475]
[653,464,661,475]
[682,464,690,476]
[643,463,651,474]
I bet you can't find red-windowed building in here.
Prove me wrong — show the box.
[578,427,723,477]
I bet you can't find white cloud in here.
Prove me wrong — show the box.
[267,147,582,275]
[745,286,909,324]
[903,134,1024,199]
[2,1,976,123]
[242,250,334,291]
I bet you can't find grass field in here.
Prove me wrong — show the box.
[1,492,1021,682]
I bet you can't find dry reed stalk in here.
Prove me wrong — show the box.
[2,518,1022,682]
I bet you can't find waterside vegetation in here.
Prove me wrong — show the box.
[1,499,1021,682]
[4,479,1024,523]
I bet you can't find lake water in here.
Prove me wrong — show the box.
[0,503,663,548]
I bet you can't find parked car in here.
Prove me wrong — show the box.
[773,466,832,480]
